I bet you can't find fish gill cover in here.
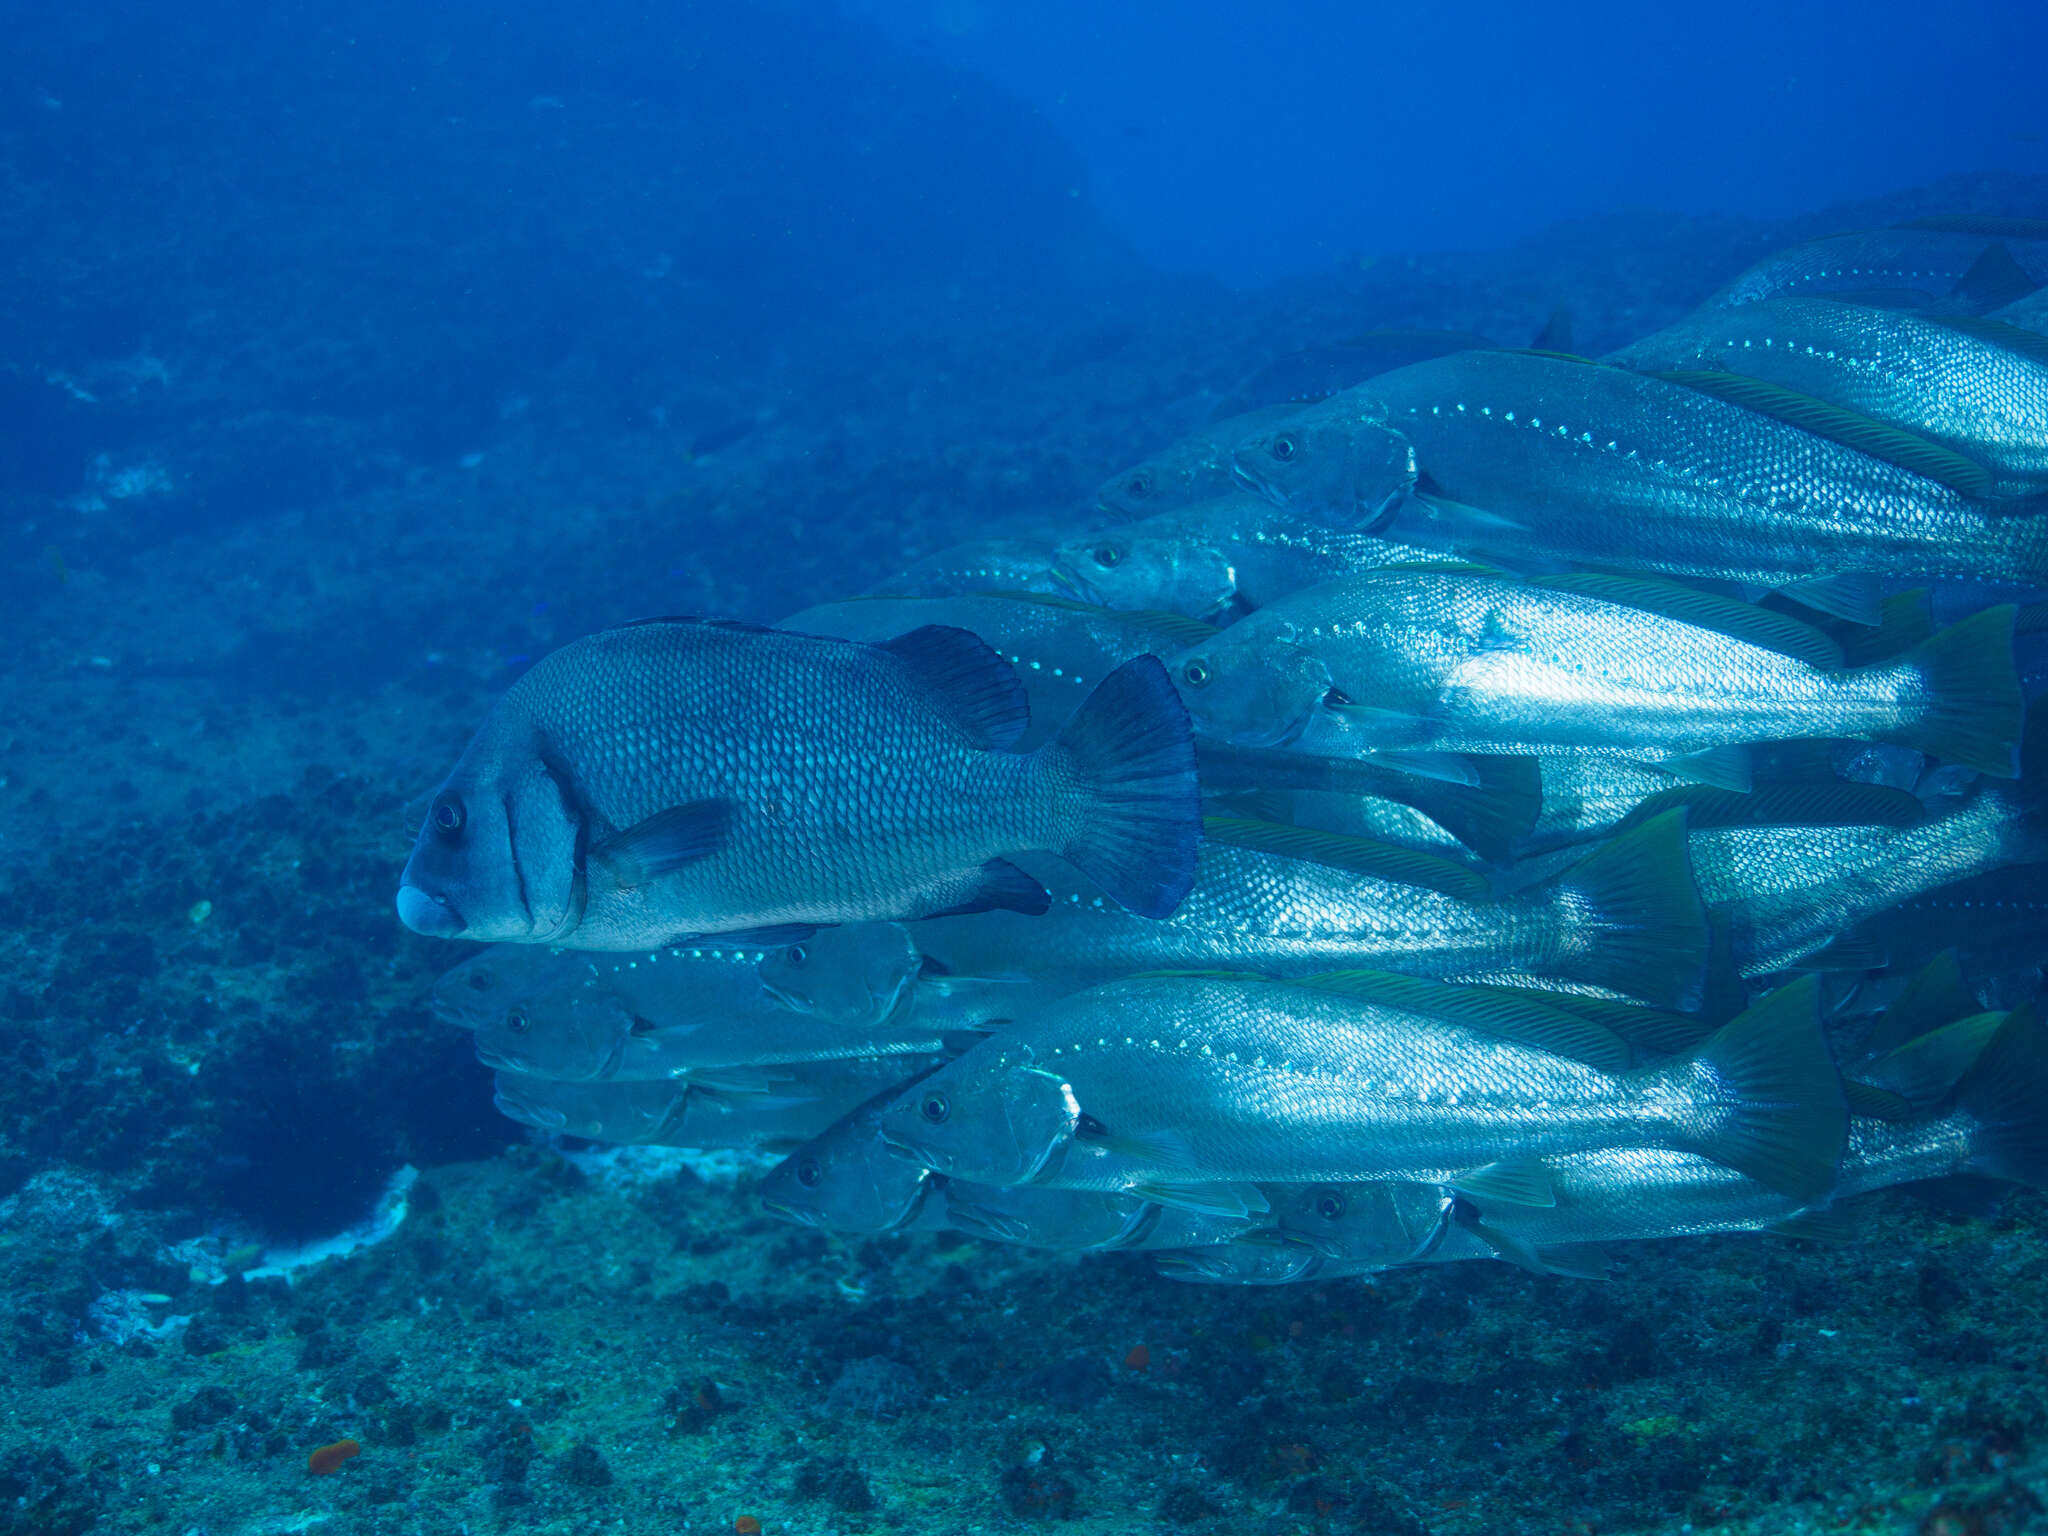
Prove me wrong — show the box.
[2,1,2048,1532]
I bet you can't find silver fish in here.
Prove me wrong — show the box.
[1281,1005,2048,1268]
[1053,493,1435,619]
[1707,226,2048,311]
[782,591,1214,748]
[1169,567,2022,777]
[1234,353,2048,622]
[494,1053,943,1148]
[431,944,568,1032]
[1154,1242,1381,1285]
[911,812,1708,1011]
[1688,782,2047,975]
[754,923,924,1027]
[877,973,1846,1207]
[397,619,1200,948]
[941,1184,1253,1252]
[1096,403,1390,519]
[469,935,937,1081]
[758,1087,946,1235]
[1606,298,2048,498]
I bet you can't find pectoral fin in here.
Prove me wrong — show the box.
[593,800,734,885]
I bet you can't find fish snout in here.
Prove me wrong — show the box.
[397,882,466,938]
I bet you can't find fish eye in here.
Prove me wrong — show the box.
[1126,472,1152,499]
[1314,1192,1346,1221]
[1181,659,1211,689]
[1092,543,1124,568]
[785,945,807,967]
[919,1091,951,1125]
[430,795,466,836]
[506,1009,530,1036]
[466,968,497,993]
[1322,686,1354,709]
[1270,434,1298,463]
[795,1158,823,1188]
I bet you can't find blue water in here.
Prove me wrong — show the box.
[3,3,2046,1530]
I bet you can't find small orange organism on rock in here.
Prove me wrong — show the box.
[307,1439,361,1476]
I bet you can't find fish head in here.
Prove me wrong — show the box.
[398,707,586,944]
[1232,399,1415,531]
[757,923,921,1029]
[876,1053,1079,1187]
[758,1118,935,1233]
[1053,525,1234,618]
[1171,625,1334,749]
[1269,1182,1410,1262]
[472,980,635,1080]
[430,948,529,1031]
[1095,454,1188,518]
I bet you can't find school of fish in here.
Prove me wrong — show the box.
[404,217,2048,1284]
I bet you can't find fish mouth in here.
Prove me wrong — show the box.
[943,1202,1031,1244]
[757,980,814,1015]
[880,1132,938,1167]
[397,883,466,937]
[760,1198,825,1227]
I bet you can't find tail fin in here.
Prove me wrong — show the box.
[1889,605,2022,777]
[1957,1008,2048,1189]
[1047,654,1201,919]
[1546,808,1710,1011]
[1676,976,1848,1201]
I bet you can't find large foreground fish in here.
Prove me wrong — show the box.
[397,619,1200,949]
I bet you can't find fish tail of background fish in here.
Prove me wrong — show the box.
[1645,977,1847,1201]
[1957,1006,2048,1189]
[1868,605,2025,776]
[1035,654,1202,920]
[1534,809,1710,1011]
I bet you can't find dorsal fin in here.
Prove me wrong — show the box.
[1948,241,2042,313]
[1530,572,1844,670]
[1864,950,1975,1055]
[1292,970,1631,1071]
[1199,817,1491,902]
[1649,371,1996,497]
[881,625,1029,749]
[1529,305,1574,354]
